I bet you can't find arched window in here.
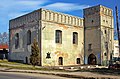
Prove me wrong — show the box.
[73,32,78,44]
[55,30,62,43]
[77,58,80,64]
[15,33,19,49]
[27,30,31,45]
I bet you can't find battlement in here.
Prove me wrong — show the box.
[84,5,113,16]
[41,8,83,27]
[10,8,83,29]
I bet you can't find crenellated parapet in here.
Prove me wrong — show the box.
[41,8,83,27]
[10,8,83,30]
[84,5,113,17]
[100,5,113,16]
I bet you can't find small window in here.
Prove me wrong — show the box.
[103,20,105,22]
[88,44,92,51]
[105,30,106,34]
[15,33,19,49]
[77,58,80,64]
[104,53,107,56]
[73,32,78,44]
[91,20,94,23]
[27,30,31,45]
[105,42,108,49]
[55,30,62,43]
[46,52,51,58]
[106,21,108,23]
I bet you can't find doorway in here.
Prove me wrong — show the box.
[88,54,96,65]
[76,58,80,64]
[58,57,63,65]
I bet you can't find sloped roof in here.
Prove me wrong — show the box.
[0,44,9,49]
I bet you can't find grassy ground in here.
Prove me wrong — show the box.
[0,59,120,75]
[0,59,66,72]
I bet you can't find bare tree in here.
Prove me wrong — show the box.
[0,32,9,44]
[0,33,2,44]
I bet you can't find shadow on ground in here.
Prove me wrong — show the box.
[77,68,120,76]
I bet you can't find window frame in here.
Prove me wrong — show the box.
[76,58,80,64]
[73,32,78,44]
[55,30,62,44]
[27,30,31,45]
[15,33,19,49]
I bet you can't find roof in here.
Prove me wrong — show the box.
[0,44,9,49]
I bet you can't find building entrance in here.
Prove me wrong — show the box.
[88,54,96,65]
[58,57,63,65]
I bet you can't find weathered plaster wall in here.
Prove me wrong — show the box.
[100,5,114,65]
[84,27,101,64]
[41,9,84,66]
[84,5,114,65]
[9,10,40,63]
[113,40,119,57]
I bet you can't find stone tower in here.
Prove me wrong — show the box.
[84,5,114,65]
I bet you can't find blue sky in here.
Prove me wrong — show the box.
[0,0,120,33]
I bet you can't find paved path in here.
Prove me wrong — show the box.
[0,71,75,79]
[0,67,120,79]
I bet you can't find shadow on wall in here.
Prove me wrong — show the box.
[9,24,40,64]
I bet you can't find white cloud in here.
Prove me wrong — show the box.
[0,0,49,19]
[0,0,90,33]
[43,2,90,12]
[0,0,49,32]
[0,1,90,19]
[17,0,47,6]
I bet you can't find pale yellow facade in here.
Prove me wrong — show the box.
[113,40,119,57]
[9,8,84,66]
[41,9,84,66]
[9,5,114,66]
[84,5,114,65]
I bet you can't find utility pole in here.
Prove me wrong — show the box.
[115,6,120,57]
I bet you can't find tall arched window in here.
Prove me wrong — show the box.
[55,30,62,44]
[73,32,78,44]
[15,33,19,49]
[27,30,31,45]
